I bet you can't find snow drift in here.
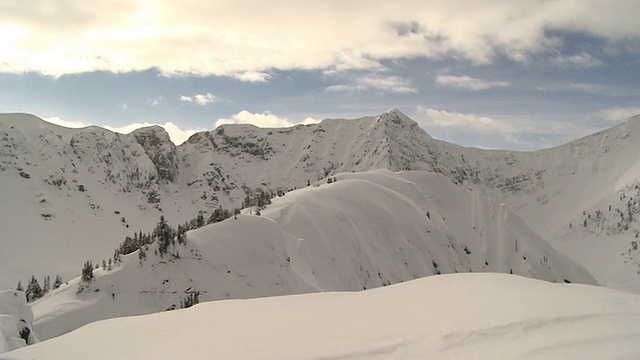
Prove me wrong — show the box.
[0,290,36,353]
[8,273,640,360]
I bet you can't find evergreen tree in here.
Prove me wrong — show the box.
[138,244,147,260]
[177,224,187,245]
[53,275,63,290]
[155,215,172,256]
[208,205,231,224]
[196,213,205,228]
[16,280,23,292]
[43,275,51,294]
[81,261,94,283]
[25,275,43,302]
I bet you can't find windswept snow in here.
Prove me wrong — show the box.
[29,169,594,340]
[0,290,34,353]
[2,109,640,357]
[8,273,640,360]
[2,110,640,293]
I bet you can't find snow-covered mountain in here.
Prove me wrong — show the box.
[3,109,640,353]
[28,169,595,340]
[1,110,639,299]
[9,273,640,360]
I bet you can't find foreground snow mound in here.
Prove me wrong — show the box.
[8,273,640,360]
[0,290,34,353]
[31,170,595,340]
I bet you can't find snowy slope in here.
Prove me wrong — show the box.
[2,110,640,294]
[8,273,640,360]
[28,170,595,341]
[472,115,640,293]
[0,290,35,353]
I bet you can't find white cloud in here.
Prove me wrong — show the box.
[230,71,271,82]
[180,93,221,105]
[414,107,606,150]
[215,110,319,128]
[43,116,202,145]
[43,116,90,128]
[597,106,640,122]
[536,82,623,95]
[148,97,162,107]
[103,122,203,144]
[326,75,416,94]
[3,1,638,77]
[435,75,510,91]
[551,53,603,68]
[416,107,514,134]
[160,122,202,144]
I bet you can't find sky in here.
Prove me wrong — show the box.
[1,1,639,150]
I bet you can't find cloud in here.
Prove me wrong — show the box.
[230,71,271,82]
[435,75,510,91]
[550,52,603,68]
[43,116,202,144]
[3,1,638,77]
[43,117,90,128]
[215,110,319,128]
[416,107,514,134]
[102,122,203,144]
[180,93,221,105]
[536,82,625,95]
[597,106,640,122]
[414,106,605,150]
[160,122,202,144]
[326,75,416,93]
[148,97,162,107]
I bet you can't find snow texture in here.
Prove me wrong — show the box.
[7,273,640,360]
[2,109,640,356]
[0,290,34,353]
[28,169,595,341]
[3,110,639,293]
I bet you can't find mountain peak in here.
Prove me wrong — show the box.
[377,108,418,128]
[131,125,169,136]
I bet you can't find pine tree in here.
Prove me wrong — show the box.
[16,280,23,292]
[25,275,43,302]
[53,275,63,290]
[81,261,94,283]
[155,215,172,256]
[43,275,51,294]
[177,224,187,245]
[196,213,205,228]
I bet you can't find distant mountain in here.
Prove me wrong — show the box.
[1,110,640,294]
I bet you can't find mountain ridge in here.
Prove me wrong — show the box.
[1,110,640,295]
